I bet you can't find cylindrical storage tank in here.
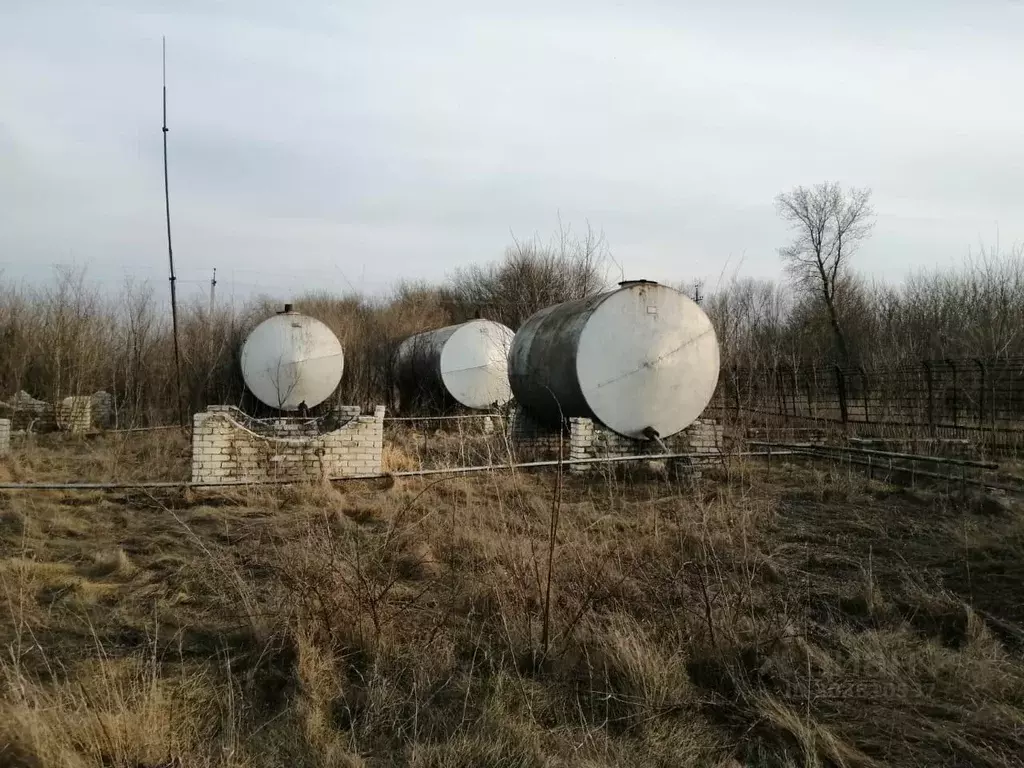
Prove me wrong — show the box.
[393,319,516,412]
[240,306,344,411]
[508,280,719,439]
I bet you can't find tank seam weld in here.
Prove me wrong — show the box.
[590,328,716,390]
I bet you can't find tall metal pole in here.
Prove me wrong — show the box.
[163,37,185,428]
[207,267,218,373]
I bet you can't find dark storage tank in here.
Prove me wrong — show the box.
[392,319,515,413]
[507,280,719,439]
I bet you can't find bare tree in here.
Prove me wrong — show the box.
[445,221,610,328]
[775,182,874,366]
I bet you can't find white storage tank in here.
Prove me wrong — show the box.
[508,280,719,439]
[393,319,515,412]
[240,304,344,411]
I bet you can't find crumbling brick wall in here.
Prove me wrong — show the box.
[2,391,55,431]
[507,406,568,462]
[2,391,95,433]
[191,405,385,484]
[57,396,92,434]
[572,417,723,475]
[509,405,722,474]
[90,391,114,428]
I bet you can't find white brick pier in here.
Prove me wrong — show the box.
[509,406,723,475]
[191,405,385,485]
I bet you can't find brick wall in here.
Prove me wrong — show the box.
[90,391,114,428]
[0,419,10,458]
[1,391,96,433]
[572,417,723,475]
[57,396,92,433]
[508,405,723,475]
[191,405,385,485]
[507,406,568,462]
[2,391,55,432]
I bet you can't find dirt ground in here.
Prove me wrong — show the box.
[2,431,1024,767]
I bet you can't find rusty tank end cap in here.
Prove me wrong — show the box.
[618,279,660,287]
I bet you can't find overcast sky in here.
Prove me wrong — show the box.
[2,0,1022,304]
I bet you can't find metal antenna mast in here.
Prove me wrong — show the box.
[163,37,185,428]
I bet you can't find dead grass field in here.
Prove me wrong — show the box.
[2,432,1024,767]
[0,431,191,485]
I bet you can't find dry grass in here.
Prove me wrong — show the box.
[2,437,1024,766]
[382,419,511,472]
[4,429,191,484]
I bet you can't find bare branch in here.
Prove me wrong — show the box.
[775,182,874,365]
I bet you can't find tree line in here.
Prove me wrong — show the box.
[0,186,1020,425]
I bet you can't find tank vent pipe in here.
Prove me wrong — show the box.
[642,426,670,454]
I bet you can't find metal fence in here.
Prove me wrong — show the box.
[710,357,1024,445]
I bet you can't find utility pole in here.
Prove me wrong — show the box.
[163,36,185,428]
[207,267,218,365]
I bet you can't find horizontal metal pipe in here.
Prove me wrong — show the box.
[792,447,1023,494]
[848,437,970,444]
[388,450,790,477]
[18,415,503,429]
[745,427,838,433]
[106,425,184,433]
[384,414,506,422]
[751,441,998,469]
[9,424,186,437]
[0,476,377,491]
[0,450,791,492]
[0,480,205,490]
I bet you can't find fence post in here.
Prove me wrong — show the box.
[777,366,788,418]
[732,367,741,418]
[784,365,796,418]
[947,358,958,429]
[880,366,890,424]
[805,370,814,419]
[975,358,986,432]
[1016,366,1023,424]
[859,366,870,424]
[924,360,935,438]
[791,366,800,418]
[834,364,848,425]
